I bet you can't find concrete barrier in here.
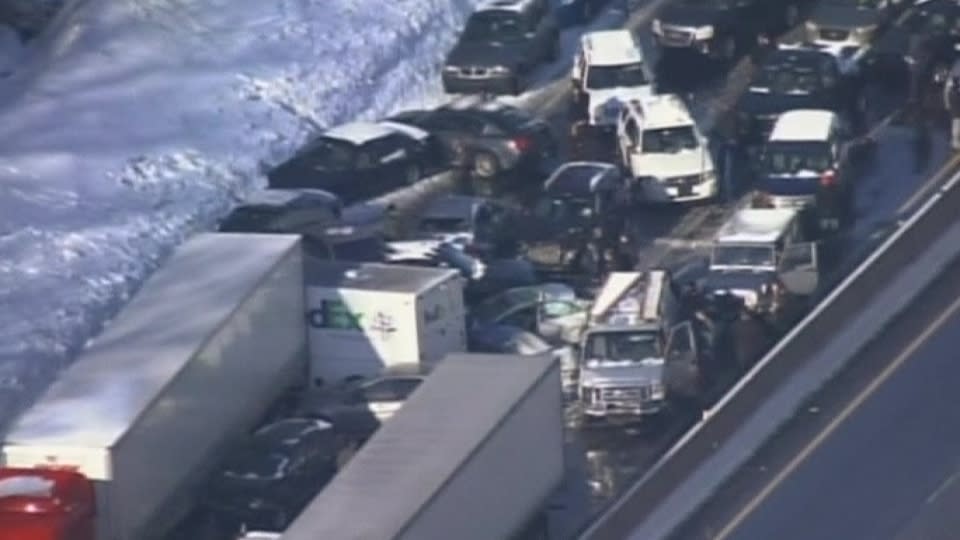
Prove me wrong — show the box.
[580,168,960,540]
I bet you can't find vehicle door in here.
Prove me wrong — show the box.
[360,135,417,195]
[663,321,700,399]
[299,146,357,196]
[359,376,423,422]
[499,304,540,333]
[777,241,819,296]
[536,299,587,345]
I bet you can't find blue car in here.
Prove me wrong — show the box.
[552,0,614,27]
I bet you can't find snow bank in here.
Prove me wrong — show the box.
[0,0,480,431]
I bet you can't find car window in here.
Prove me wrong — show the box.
[541,300,582,319]
[586,62,649,90]
[363,136,408,165]
[361,377,422,401]
[500,306,537,331]
[462,12,527,42]
[302,138,357,170]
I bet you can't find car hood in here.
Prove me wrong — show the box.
[657,4,721,27]
[447,42,528,67]
[580,360,664,387]
[630,148,714,178]
[705,269,776,293]
[809,4,882,28]
[738,90,827,116]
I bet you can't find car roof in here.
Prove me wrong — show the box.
[544,161,620,195]
[769,109,836,142]
[581,30,644,66]
[715,208,798,244]
[240,188,341,208]
[476,0,535,14]
[625,94,694,130]
[323,122,398,145]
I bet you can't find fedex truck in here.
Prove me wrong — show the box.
[0,233,307,540]
[304,260,467,386]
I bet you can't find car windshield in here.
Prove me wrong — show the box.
[641,126,699,153]
[585,62,649,90]
[300,137,356,170]
[763,141,833,175]
[533,197,593,226]
[462,12,526,42]
[752,66,824,94]
[711,244,777,268]
[584,330,661,361]
[222,450,289,481]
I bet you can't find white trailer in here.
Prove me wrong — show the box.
[281,352,566,540]
[1,233,307,540]
[304,260,466,385]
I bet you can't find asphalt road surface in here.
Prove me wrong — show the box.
[669,254,960,540]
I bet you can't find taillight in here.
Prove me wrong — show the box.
[510,135,534,153]
[820,169,836,187]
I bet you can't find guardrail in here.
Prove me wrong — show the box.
[580,166,960,540]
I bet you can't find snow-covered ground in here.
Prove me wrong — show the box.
[0,0,485,430]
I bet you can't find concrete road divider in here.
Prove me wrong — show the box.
[580,166,960,540]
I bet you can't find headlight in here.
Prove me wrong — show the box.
[853,26,876,43]
[489,65,510,74]
[650,383,665,400]
[701,170,716,184]
[694,25,714,40]
[443,65,459,73]
[805,21,817,34]
[652,19,662,34]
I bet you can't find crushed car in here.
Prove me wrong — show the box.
[467,282,590,346]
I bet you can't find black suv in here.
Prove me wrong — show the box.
[733,46,865,145]
[389,104,556,179]
[443,0,559,95]
[652,0,804,64]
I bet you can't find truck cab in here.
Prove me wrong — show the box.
[616,95,717,203]
[755,109,862,231]
[704,207,820,321]
[0,467,95,540]
[571,30,655,130]
[577,271,702,424]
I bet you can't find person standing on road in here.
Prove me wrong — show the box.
[944,65,960,150]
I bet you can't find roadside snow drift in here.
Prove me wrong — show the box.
[0,0,479,430]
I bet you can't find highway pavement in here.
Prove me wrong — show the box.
[669,254,960,540]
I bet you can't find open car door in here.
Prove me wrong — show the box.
[664,321,700,399]
[778,241,819,296]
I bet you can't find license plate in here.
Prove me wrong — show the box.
[678,185,694,196]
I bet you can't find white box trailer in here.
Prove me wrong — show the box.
[304,260,466,385]
[1,233,307,540]
[281,352,566,540]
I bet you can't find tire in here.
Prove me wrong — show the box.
[472,151,501,179]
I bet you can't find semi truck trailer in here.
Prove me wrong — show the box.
[281,352,566,540]
[0,233,307,540]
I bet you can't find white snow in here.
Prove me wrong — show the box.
[0,0,484,431]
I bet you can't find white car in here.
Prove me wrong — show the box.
[571,29,655,129]
[616,94,717,203]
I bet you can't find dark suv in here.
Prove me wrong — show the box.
[734,45,865,145]
[443,0,560,95]
[652,0,804,65]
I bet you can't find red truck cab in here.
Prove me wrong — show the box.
[0,468,95,540]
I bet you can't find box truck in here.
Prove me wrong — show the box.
[304,260,466,385]
[281,352,566,540]
[0,233,307,540]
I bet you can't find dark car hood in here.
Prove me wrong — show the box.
[809,4,882,28]
[657,4,721,27]
[705,270,776,293]
[446,41,528,67]
[738,90,828,116]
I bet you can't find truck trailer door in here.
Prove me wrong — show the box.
[0,468,95,540]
